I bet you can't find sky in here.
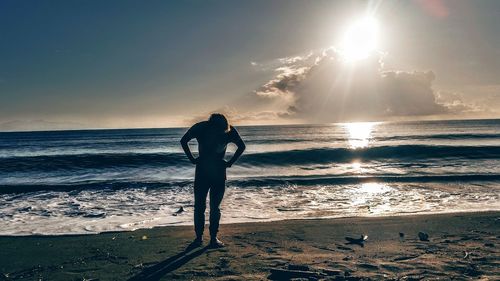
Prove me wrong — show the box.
[0,0,499,131]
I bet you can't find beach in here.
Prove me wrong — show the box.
[1,211,498,280]
[1,121,499,280]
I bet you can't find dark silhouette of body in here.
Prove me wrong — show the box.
[180,113,245,248]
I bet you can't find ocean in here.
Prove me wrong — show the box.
[1,119,499,235]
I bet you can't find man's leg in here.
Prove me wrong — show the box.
[194,177,210,240]
[208,179,226,243]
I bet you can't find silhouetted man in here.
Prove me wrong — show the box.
[180,113,245,248]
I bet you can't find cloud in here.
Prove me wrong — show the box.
[191,48,493,126]
[436,91,481,114]
[232,48,487,123]
[378,70,446,116]
[254,66,309,99]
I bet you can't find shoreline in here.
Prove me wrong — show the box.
[1,211,498,280]
[1,209,499,237]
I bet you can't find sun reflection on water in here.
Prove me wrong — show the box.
[351,182,393,213]
[350,160,368,174]
[358,182,392,194]
[351,161,362,170]
[343,122,378,149]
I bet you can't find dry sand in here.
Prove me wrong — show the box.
[0,211,498,280]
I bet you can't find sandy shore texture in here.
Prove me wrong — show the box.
[0,211,498,280]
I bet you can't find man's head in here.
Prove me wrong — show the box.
[208,113,230,133]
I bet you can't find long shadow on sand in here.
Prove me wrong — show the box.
[127,244,209,281]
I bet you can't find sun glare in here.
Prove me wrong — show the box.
[344,122,377,149]
[339,16,379,62]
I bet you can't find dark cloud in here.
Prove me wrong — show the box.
[379,71,446,116]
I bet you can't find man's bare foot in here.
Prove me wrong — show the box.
[209,237,225,248]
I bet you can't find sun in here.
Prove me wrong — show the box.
[339,16,379,62]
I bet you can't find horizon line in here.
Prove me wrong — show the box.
[1,117,499,134]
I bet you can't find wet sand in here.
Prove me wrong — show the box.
[0,211,498,280]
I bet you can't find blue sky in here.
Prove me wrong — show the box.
[1,0,499,130]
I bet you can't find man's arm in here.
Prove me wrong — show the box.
[180,126,198,165]
[226,127,246,168]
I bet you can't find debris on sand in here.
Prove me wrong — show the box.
[172,206,184,216]
[418,231,429,241]
[343,256,353,261]
[463,251,470,259]
[345,235,368,247]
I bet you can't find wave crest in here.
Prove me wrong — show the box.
[2,145,500,173]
